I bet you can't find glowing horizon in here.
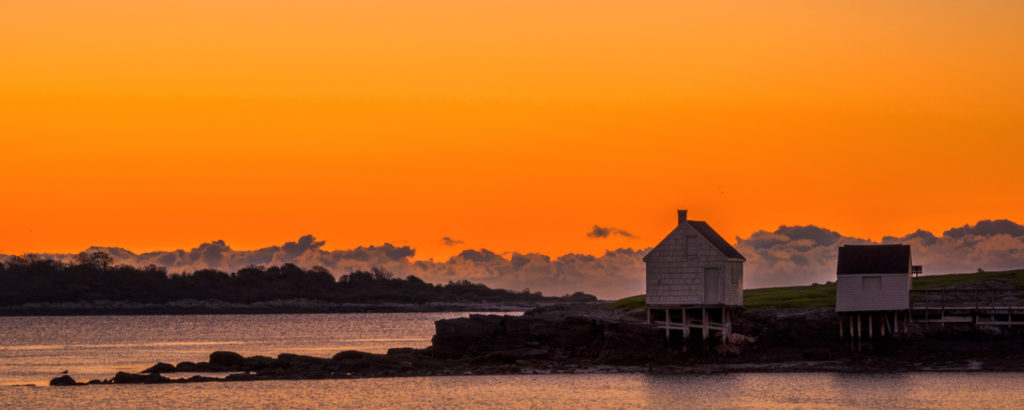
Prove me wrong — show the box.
[3,0,1023,263]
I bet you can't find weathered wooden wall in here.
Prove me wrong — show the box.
[836,273,911,312]
[645,222,743,307]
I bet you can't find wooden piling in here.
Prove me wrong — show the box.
[701,307,709,341]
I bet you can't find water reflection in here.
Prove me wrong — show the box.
[4,373,1024,408]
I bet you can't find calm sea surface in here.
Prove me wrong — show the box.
[0,312,506,386]
[3,313,1024,408]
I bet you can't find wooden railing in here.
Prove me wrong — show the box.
[909,289,1024,309]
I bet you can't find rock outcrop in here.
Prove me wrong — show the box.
[64,303,1024,386]
[49,375,78,386]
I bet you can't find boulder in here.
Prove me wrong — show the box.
[243,355,275,371]
[49,375,77,386]
[209,351,245,369]
[386,347,415,356]
[277,353,330,367]
[175,361,197,372]
[333,350,376,361]
[483,347,551,363]
[225,373,257,381]
[142,362,176,374]
[432,315,506,358]
[714,343,743,357]
[728,333,757,345]
[112,372,168,384]
[801,347,833,361]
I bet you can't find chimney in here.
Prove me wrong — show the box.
[677,210,688,225]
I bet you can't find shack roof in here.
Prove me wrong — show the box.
[688,220,746,261]
[836,244,911,275]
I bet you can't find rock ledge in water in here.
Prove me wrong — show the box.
[49,375,77,386]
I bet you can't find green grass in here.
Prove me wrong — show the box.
[910,269,1024,290]
[743,282,837,309]
[610,268,1024,311]
[610,294,646,311]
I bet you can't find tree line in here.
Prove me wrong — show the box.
[0,252,597,305]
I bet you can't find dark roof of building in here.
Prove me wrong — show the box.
[688,220,746,261]
[836,245,911,275]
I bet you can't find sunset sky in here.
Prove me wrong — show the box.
[3,0,1023,262]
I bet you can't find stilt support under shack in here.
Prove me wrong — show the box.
[647,305,736,343]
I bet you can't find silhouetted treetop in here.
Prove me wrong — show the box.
[0,252,597,306]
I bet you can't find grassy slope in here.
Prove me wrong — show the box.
[613,269,1024,310]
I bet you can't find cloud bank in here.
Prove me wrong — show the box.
[6,220,1024,299]
[13,235,648,300]
[736,219,1024,288]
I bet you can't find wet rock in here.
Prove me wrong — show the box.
[209,351,245,369]
[715,343,743,357]
[243,355,275,371]
[432,314,505,358]
[332,350,377,361]
[279,353,329,364]
[483,347,551,363]
[802,347,833,361]
[142,362,176,374]
[185,375,221,382]
[225,373,257,381]
[112,372,168,384]
[49,375,77,386]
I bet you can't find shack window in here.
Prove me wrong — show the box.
[686,236,697,257]
[861,276,882,292]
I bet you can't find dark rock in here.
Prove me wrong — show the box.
[185,375,220,382]
[387,347,415,356]
[225,373,257,381]
[142,362,176,374]
[49,375,77,386]
[277,353,330,369]
[175,361,197,372]
[209,351,245,369]
[483,347,551,363]
[332,350,376,361]
[243,355,275,371]
[112,372,168,384]
[432,315,505,358]
[802,348,833,361]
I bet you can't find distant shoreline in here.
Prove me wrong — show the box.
[0,299,558,316]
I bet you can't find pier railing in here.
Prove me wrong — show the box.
[909,289,1024,310]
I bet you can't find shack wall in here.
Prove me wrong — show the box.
[646,224,741,307]
[835,272,910,312]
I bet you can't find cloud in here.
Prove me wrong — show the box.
[737,219,1024,289]
[441,237,464,246]
[7,219,1024,300]
[7,235,647,299]
[587,225,635,239]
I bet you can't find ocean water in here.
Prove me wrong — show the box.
[5,373,1024,408]
[3,313,1024,408]
[0,312,505,386]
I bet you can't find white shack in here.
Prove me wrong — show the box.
[835,244,913,345]
[644,210,745,342]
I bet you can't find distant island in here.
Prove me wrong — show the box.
[0,252,597,315]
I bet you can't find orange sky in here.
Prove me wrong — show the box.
[2,1,1023,260]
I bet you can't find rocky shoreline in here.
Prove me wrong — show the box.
[50,304,1024,386]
